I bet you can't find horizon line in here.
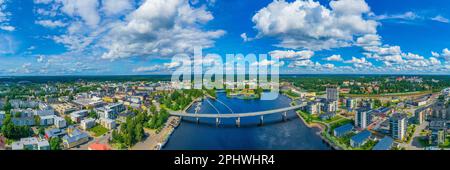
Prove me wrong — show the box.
[1,73,450,77]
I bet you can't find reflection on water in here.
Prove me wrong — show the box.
[163,92,331,150]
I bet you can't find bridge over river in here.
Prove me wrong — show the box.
[169,105,303,127]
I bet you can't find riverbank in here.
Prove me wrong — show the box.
[296,112,342,150]
[291,101,343,150]
[296,112,326,131]
[164,92,330,150]
[184,97,202,112]
[133,96,204,150]
[150,97,203,150]
[131,116,180,150]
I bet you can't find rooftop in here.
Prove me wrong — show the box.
[351,130,371,143]
[73,98,103,106]
[377,107,390,113]
[88,143,111,150]
[37,140,50,147]
[20,137,39,145]
[430,120,447,130]
[63,128,89,143]
[82,118,96,123]
[372,136,394,150]
[334,123,354,133]
[390,113,407,120]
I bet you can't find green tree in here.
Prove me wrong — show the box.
[1,115,32,140]
[34,115,41,126]
[68,95,74,101]
[88,110,97,119]
[150,105,157,115]
[64,116,74,125]
[14,112,21,118]
[38,126,45,136]
[135,123,144,142]
[50,137,61,150]
[2,100,12,113]
[124,117,136,147]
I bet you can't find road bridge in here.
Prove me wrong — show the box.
[169,105,302,127]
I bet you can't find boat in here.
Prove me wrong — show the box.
[155,143,162,150]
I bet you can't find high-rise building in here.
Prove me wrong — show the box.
[346,98,357,110]
[305,102,321,115]
[362,100,374,109]
[429,120,447,145]
[415,107,431,125]
[324,100,338,112]
[355,108,372,129]
[326,86,339,101]
[390,113,408,141]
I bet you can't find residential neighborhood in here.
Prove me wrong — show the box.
[0,80,184,150]
[287,77,450,150]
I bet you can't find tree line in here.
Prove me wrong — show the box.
[110,105,170,148]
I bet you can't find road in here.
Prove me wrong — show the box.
[169,105,302,118]
[403,122,428,150]
[131,116,179,150]
[70,131,112,150]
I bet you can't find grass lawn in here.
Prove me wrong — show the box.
[336,132,355,146]
[297,110,320,124]
[5,138,15,145]
[283,90,300,99]
[354,140,377,150]
[323,132,354,150]
[418,137,431,147]
[89,125,109,137]
[405,124,416,143]
[323,115,343,124]
[439,137,450,148]
[111,142,127,150]
[419,130,428,136]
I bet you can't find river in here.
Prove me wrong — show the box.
[163,92,331,150]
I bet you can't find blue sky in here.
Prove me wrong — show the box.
[0,0,450,75]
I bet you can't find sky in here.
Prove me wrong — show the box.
[0,0,450,75]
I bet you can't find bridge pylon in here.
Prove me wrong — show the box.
[216,117,220,127]
[260,115,264,126]
[282,111,287,121]
[236,117,241,127]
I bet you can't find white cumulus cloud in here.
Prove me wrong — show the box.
[59,0,101,28]
[323,54,343,61]
[431,15,449,23]
[344,57,372,68]
[102,0,134,16]
[100,0,225,60]
[269,50,314,60]
[35,20,67,28]
[0,0,14,31]
[252,0,378,50]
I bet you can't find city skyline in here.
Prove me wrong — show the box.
[1,0,450,76]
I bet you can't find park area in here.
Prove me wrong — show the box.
[89,125,109,137]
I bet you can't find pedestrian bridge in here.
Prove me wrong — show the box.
[169,105,303,127]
